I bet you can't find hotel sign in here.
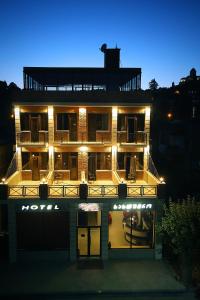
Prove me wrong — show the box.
[20,204,60,211]
[113,203,152,210]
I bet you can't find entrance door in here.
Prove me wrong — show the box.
[70,153,78,180]
[77,227,101,257]
[31,155,40,180]
[30,116,40,142]
[88,153,96,181]
[126,117,137,142]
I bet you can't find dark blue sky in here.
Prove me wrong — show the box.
[0,0,200,89]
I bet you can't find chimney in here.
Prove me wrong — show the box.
[100,44,120,69]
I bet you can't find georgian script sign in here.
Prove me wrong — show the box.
[113,203,152,210]
[21,204,60,211]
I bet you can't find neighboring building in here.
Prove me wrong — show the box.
[0,45,164,263]
[151,68,200,197]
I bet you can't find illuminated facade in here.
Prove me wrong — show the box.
[0,46,165,262]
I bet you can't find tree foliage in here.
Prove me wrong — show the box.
[157,197,200,254]
[149,78,158,90]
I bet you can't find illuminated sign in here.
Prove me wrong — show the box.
[79,203,100,211]
[113,203,152,210]
[21,204,60,211]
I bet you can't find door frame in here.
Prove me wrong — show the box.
[77,226,101,257]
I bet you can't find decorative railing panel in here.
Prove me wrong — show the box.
[9,186,39,197]
[88,185,118,197]
[48,185,79,197]
[127,185,157,197]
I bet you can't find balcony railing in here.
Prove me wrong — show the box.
[48,185,79,197]
[54,131,111,144]
[127,185,157,197]
[17,131,48,146]
[8,185,39,197]
[117,131,147,144]
[7,184,157,198]
[88,185,118,197]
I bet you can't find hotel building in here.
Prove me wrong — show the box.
[0,46,165,262]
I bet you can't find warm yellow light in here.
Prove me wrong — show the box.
[144,145,150,154]
[79,108,86,114]
[121,178,124,183]
[145,107,151,118]
[49,146,54,154]
[112,145,117,153]
[41,177,46,184]
[14,107,20,119]
[48,106,53,118]
[1,178,6,184]
[160,177,165,184]
[167,113,172,119]
[80,146,88,152]
[112,107,118,118]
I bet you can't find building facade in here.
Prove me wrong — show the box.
[0,46,165,262]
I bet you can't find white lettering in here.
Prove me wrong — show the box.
[21,205,29,211]
[21,204,61,212]
[31,205,38,210]
[40,205,46,210]
[112,203,153,210]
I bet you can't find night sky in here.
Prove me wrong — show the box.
[0,0,200,89]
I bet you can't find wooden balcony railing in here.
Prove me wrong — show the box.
[7,184,157,198]
[17,131,48,145]
[127,185,157,197]
[54,131,111,144]
[117,131,147,144]
[8,185,39,197]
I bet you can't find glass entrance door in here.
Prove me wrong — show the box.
[77,227,101,257]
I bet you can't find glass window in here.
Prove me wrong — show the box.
[96,114,109,130]
[22,152,30,169]
[40,153,48,170]
[54,153,69,170]
[57,113,69,130]
[108,210,154,249]
[96,153,111,170]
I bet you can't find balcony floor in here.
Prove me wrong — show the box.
[15,179,148,186]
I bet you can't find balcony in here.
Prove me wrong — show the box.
[117,131,147,145]
[6,169,159,199]
[54,131,111,144]
[17,131,48,146]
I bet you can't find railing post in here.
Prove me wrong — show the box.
[0,183,8,200]
[80,183,88,200]
[118,183,127,198]
[39,183,48,200]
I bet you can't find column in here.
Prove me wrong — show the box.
[48,106,54,172]
[69,203,77,262]
[78,108,87,142]
[78,149,88,181]
[101,203,109,260]
[8,202,17,263]
[144,107,151,170]
[112,107,118,172]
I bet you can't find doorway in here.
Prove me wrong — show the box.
[31,155,40,180]
[77,227,101,256]
[126,117,137,142]
[30,116,40,142]
[70,153,78,180]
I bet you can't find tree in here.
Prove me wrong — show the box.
[157,197,200,286]
[149,78,158,90]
